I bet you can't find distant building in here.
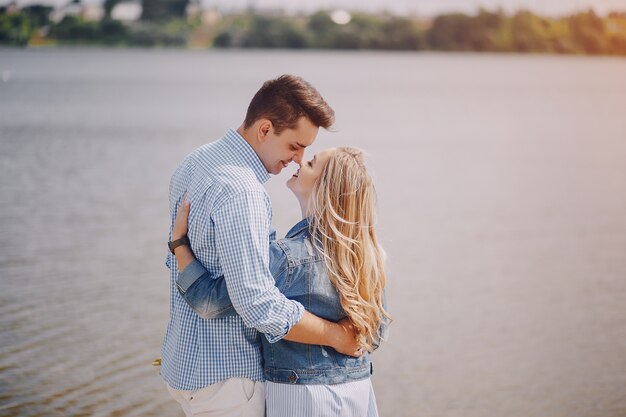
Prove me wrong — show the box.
[186,4,221,25]
[202,8,221,24]
[48,0,104,22]
[82,4,104,21]
[5,1,19,14]
[110,1,142,22]
[49,0,81,23]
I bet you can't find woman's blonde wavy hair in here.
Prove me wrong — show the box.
[309,147,391,352]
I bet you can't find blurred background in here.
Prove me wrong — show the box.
[1,1,626,417]
[1,0,626,52]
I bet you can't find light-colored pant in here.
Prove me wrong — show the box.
[166,378,265,417]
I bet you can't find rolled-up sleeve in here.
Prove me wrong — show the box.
[212,191,304,341]
[177,259,210,293]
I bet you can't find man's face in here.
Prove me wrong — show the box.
[257,117,319,175]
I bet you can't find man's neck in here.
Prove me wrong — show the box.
[237,125,256,151]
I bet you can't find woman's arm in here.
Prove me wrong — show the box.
[172,195,235,319]
[171,195,195,270]
[172,245,195,272]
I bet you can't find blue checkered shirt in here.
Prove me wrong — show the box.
[161,129,305,390]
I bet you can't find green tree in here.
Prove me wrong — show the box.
[21,5,52,27]
[307,11,336,48]
[50,15,99,42]
[141,0,188,21]
[0,12,33,45]
[427,13,474,50]
[49,15,99,41]
[509,11,554,52]
[378,16,422,50]
[103,0,120,19]
[241,15,308,48]
[427,10,509,51]
[212,30,232,47]
[347,13,384,48]
[99,18,128,44]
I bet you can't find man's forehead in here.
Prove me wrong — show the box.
[297,133,317,147]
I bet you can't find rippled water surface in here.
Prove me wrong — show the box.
[1,49,625,417]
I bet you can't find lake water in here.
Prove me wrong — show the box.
[1,48,625,417]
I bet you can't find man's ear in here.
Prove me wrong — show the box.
[257,119,273,143]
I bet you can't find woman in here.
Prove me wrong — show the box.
[172,147,390,417]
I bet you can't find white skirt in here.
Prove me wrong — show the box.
[265,378,379,417]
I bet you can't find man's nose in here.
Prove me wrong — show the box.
[293,148,305,164]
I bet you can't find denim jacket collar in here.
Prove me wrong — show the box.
[224,129,270,184]
[286,218,310,238]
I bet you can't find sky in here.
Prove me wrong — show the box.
[10,0,626,16]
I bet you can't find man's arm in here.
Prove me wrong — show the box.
[212,191,361,356]
[174,243,360,355]
[284,311,360,355]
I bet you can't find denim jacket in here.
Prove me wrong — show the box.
[176,218,388,385]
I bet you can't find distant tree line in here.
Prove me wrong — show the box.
[0,0,191,46]
[211,12,423,50]
[424,9,626,54]
[1,5,626,55]
[212,9,626,55]
[45,16,188,46]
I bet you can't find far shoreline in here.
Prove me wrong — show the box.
[2,9,626,57]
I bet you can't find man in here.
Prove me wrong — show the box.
[162,75,360,417]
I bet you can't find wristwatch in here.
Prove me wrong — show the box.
[168,236,190,254]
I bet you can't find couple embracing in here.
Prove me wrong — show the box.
[162,75,391,417]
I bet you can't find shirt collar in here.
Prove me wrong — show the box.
[286,218,310,238]
[224,129,270,184]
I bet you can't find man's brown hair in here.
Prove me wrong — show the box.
[243,75,335,134]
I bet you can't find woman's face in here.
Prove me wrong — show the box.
[287,148,335,202]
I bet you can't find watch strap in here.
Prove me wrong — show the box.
[168,236,190,254]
